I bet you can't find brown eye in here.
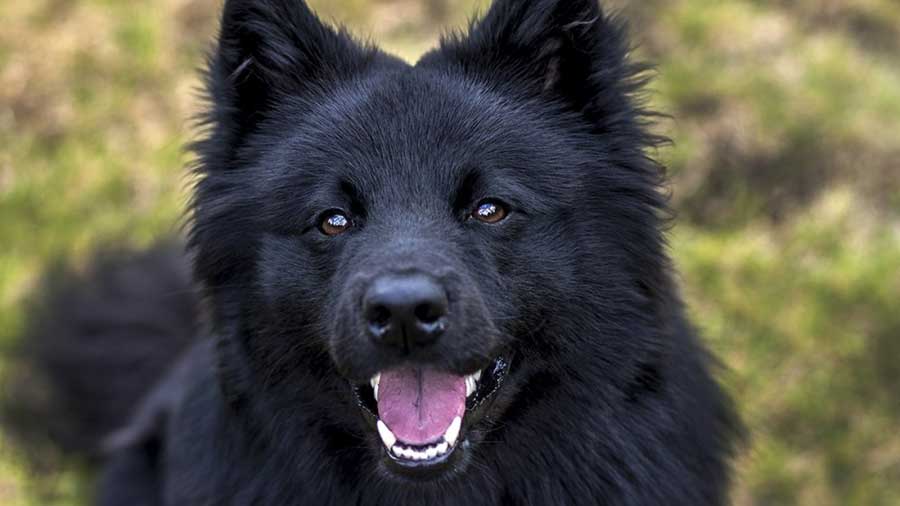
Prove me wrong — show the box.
[472,200,508,224]
[319,210,352,236]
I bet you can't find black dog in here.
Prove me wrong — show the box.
[11,0,741,504]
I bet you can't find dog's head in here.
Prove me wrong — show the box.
[190,0,667,481]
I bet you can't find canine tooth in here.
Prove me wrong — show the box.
[465,371,481,397]
[466,377,476,397]
[370,373,381,401]
[444,416,462,447]
[376,420,396,449]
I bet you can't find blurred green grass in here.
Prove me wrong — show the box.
[1,0,898,504]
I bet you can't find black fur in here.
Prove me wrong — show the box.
[3,243,196,462]
[7,0,742,504]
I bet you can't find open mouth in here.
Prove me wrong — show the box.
[354,356,509,471]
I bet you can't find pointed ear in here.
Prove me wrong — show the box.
[424,0,647,129]
[206,0,374,142]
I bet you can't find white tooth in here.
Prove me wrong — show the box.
[436,441,449,455]
[426,446,438,459]
[465,372,481,397]
[444,416,462,447]
[370,373,381,401]
[376,420,396,449]
[392,445,403,457]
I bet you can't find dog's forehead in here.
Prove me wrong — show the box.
[334,71,514,164]
[287,70,561,189]
[256,68,583,217]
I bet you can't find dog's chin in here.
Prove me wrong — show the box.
[350,356,511,481]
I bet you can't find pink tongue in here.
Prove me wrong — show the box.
[377,368,466,446]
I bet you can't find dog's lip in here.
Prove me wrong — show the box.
[352,356,510,472]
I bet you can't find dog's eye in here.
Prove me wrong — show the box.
[471,200,509,224]
[319,210,352,236]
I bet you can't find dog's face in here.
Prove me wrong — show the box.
[192,0,665,482]
[251,78,591,477]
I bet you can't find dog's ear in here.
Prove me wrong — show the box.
[206,0,373,141]
[424,0,644,127]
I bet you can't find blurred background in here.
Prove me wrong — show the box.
[0,0,898,504]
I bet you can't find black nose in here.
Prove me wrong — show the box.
[363,273,449,352]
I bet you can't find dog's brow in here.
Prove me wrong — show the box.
[452,168,482,210]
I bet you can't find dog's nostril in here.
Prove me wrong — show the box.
[368,305,392,329]
[414,302,442,324]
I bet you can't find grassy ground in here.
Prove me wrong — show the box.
[1,0,898,504]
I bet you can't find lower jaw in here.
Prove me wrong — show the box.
[382,439,467,480]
